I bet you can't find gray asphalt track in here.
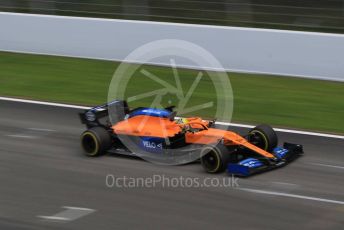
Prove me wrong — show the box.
[0,100,343,230]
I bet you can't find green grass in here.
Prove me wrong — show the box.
[0,51,343,134]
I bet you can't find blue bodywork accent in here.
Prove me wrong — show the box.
[239,158,265,167]
[227,164,251,176]
[139,136,164,154]
[129,108,171,118]
[273,147,289,159]
[227,158,264,176]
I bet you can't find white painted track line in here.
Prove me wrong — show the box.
[37,206,95,222]
[0,97,90,110]
[1,96,344,140]
[239,188,344,205]
[62,206,95,211]
[37,216,70,221]
[28,128,56,132]
[218,121,344,139]
[310,163,344,170]
[6,134,37,139]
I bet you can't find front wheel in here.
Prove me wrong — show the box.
[248,124,278,152]
[81,127,112,157]
[200,145,231,173]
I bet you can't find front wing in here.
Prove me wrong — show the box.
[227,143,303,177]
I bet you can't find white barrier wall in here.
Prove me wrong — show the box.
[1,12,344,81]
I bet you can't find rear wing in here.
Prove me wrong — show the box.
[79,100,129,128]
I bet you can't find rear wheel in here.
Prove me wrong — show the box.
[200,145,231,173]
[248,124,278,152]
[81,127,112,157]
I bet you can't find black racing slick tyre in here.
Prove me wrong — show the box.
[81,127,112,157]
[200,145,231,173]
[248,124,278,152]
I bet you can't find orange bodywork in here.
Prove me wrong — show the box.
[113,115,275,159]
[113,115,182,137]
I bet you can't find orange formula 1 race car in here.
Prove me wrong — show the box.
[79,100,303,176]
